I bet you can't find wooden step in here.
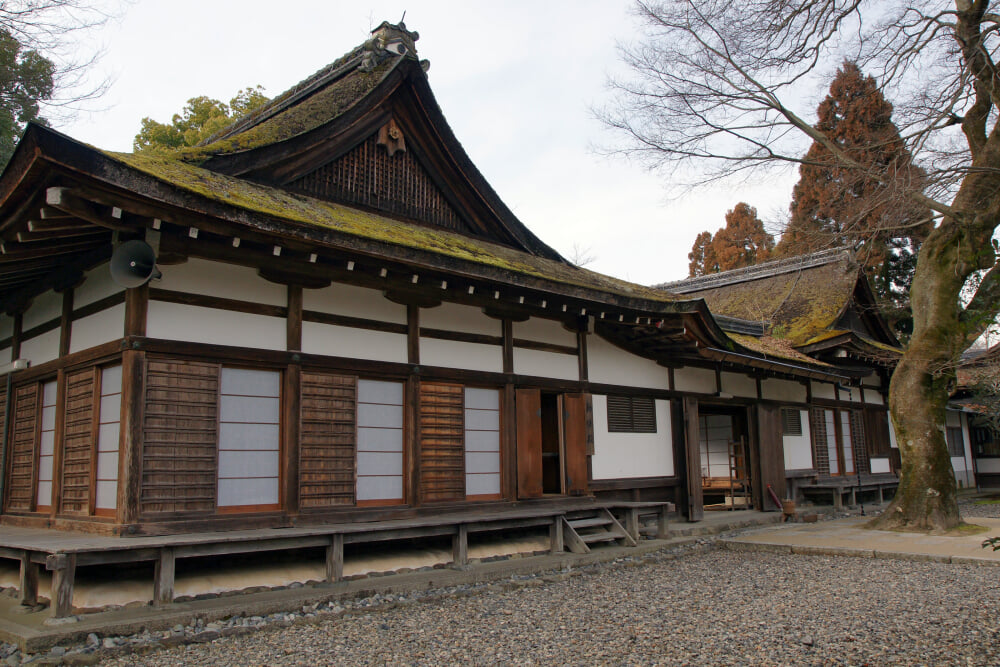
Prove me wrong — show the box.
[567,516,614,529]
[580,529,625,544]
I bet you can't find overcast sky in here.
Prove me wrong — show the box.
[58,0,800,286]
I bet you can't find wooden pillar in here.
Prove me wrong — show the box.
[502,383,516,500]
[576,325,588,382]
[18,552,38,607]
[124,284,148,338]
[116,349,145,526]
[623,508,640,541]
[407,304,419,365]
[11,312,23,359]
[284,284,303,516]
[549,517,564,553]
[47,553,76,619]
[325,533,343,582]
[655,506,670,539]
[502,320,513,374]
[49,369,67,517]
[405,376,420,505]
[58,289,73,358]
[682,396,704,522]
[452,524,468,567]
[153,547,175,606]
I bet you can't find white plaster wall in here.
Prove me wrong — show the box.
[587,335,668,390]
[513,348,578,381]
[946,410,962,428]
[811,381,837,401]
[157,258,286,307]
[302,322,406,363]
[674,367,716,394]
[951,456,968,472]
[0,314,11,364]
[863,390,884,406]
[20,328,60,366]
[70,304,125,354]
[420,302,500,337]
[147,302,285,350]
[0,346,9,365]
[23,290,62,330]
[761,378,806,403]
[75,263,124,308]
[591,395,674,479]
[889,421,899,449]
[513,317,576,347]
[720,372,757,398]
[978,459,1000,473]
[303,282,405,323]
[837,386,860,403]
[783,409,813,470]
[420,338,502,373]
[862,374,882,388]
[870,458,891,474]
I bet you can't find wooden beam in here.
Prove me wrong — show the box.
[577,328,588,382]
[287,285,302,351]
[407,304,419,365]
[452,524,468,567]
[549,517,564,553]
[125,285,148,337]
[45,187,134,232]
[501,320,513,374]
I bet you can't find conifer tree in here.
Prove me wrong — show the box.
[687,203,774,277]
[778,61,931,333]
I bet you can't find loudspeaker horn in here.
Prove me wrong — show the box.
[109,240,162,288]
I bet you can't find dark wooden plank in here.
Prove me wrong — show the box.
[139,358,218,516]
[47,370,68,518]
[49,553,76,618]
[407,304,419,365]
[682,396,703,521]
[18,552,38,606]
[576,330,588,381]
[756,404,785,510]
[283,363,301,514]
[326,533,344,582]
[419,382,465,503]
[301,309,408,335]
[501,320,513,374]
[515,388,543,499]
[562,393,590,496]
[59,367,98,515]
[125,285,148,338]
[452,523,468,566]
[287,285,302,351]
[148,287,286,319]
[501,383,516,500]
[5,383,38,512]
[117,350,145,524]
[299,372,356,508]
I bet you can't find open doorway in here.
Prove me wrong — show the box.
[699,406,753,511]
[540,392,564,494]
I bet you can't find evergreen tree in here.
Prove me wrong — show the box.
[687,203,774,277]
[0,29,54,167]
[778,61,931,333]
[134,86,269,152]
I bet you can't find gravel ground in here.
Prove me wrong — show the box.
[92,546,1000,667]
[959,495,1000,520]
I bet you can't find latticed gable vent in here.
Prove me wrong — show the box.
[606,395,657,433]
[781,408,802,436]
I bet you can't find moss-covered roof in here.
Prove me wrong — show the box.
[664,252,860,346]
[728,333,836,367]
[105,150,687,305]
[169,56,399,164]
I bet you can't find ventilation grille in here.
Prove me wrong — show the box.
[607,395,657,433]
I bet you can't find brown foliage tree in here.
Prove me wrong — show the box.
[599,0,1000,532]
[779,62,932,333]
[688,203,774,276]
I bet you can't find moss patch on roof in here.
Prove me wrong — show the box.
[729,333,835,367]
[681,259,859,346]
[105,150,686,305]
[169,58,397,163]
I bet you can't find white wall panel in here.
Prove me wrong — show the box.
[720,372,757,398]
[811,381,837,400]
[761,378,806,403]
[0,313,13,341]
[513,317,576,347]
[464,387,501,498]
[356,379,404,503]
[421,302,499,336]
[23,290,62,330]
[69,304,125,353]
[591,395,673,479]
[588,336,668,390]
[95,364,122,511]
[420,338,503,373]
[513,348,578,381]
[782,409,813,470]
[864,390,884,406]
[303,282,405,323]
[157,258,286,306]
[36,380,57,507]
[674,367,717,394]
[148,302,285,351]
[217,368,280,508]
[74,263,123,307]
[951,456,968,472]
[977,458,1000,473]
[302,322,406,363]
[20,328,60,366]
[870,458,891,474]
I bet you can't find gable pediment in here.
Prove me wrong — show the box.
[286,125,478,237]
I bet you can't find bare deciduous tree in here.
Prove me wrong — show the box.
[599,0,1000,532]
